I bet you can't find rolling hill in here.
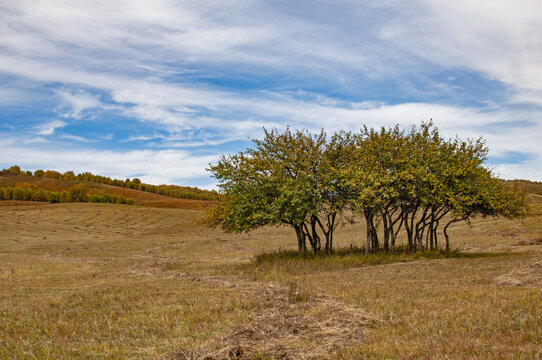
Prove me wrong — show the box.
[0,174,211,210]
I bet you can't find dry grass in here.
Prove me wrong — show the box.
[1,196,541,359]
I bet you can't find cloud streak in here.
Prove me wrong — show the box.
[34,120,67,135]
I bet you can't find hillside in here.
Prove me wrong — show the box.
[1,165,218,201]
[505,179,542,195]
[0,175,209,210]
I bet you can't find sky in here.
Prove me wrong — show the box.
[1,0,541,188]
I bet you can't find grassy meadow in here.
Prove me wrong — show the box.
[1,192,541,358]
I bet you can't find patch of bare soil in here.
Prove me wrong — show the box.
[495,257,542,288]
[127,267,377,359]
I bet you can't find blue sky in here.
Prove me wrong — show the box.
[1,0,541,187]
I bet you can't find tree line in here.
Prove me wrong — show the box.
[206,122,529,255]
[1,166,218,201]
[0,183,135,205]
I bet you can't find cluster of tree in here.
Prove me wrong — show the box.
[0,183,135,205]
[0,165,31,176]
[1,166,218,201]
[206,123,529,255]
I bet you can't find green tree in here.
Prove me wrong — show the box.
[348,122,529,253]
[207,127,351,254]
[49,193,58,204]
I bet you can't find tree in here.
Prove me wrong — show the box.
[348,122,529,253]
[69,183,89,202]
[49,193,58,204]
[207,127,351,254]
[63,171,76,180]
[207,123,529,255]
[9,165,21,175]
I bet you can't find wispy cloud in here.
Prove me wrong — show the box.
[59,134,92,142]
[34,120,67,135]
[56,89,102,119]
[378,0,542,102]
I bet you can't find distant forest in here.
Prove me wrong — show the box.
[0,165,218,201]
[0,181,135,205]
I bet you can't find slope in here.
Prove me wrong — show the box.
[0,175,209,210]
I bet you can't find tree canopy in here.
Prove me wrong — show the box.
[207,123,529,254]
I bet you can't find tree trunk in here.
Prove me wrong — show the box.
[427,220,435,250]
[364,210,373,256]
[371,224,379,251]
[391,212,404,252]
[326,213,336,254]
[433,219,440,249]
[327,230,334,255]
[381,210,390,251]
[303,222,318,254]
[415,207,429,251]
[417,225,425,251]
[294,224,307,253]
[443,216,468,251]
[404,211,413,251]
[317,213,336,255]
[310,216,321,254]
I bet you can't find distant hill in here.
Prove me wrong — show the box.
[504,179,542,195]
[1,165,218,201]
[0,165,216,210]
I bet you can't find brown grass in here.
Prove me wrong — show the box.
[1,196,541,359]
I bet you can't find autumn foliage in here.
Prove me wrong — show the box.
[0,183,134,205]
[1,166,217,201]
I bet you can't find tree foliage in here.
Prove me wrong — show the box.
[207,123,529,254]
[207,128,352,254]
[0,183,134,205]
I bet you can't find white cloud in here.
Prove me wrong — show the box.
[34,120,67,135]
[60,134,92,142]
[378,0,542,99]
[494,161,542,182]
[56,90,101,119]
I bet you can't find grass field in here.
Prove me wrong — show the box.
[1,194,541,359]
